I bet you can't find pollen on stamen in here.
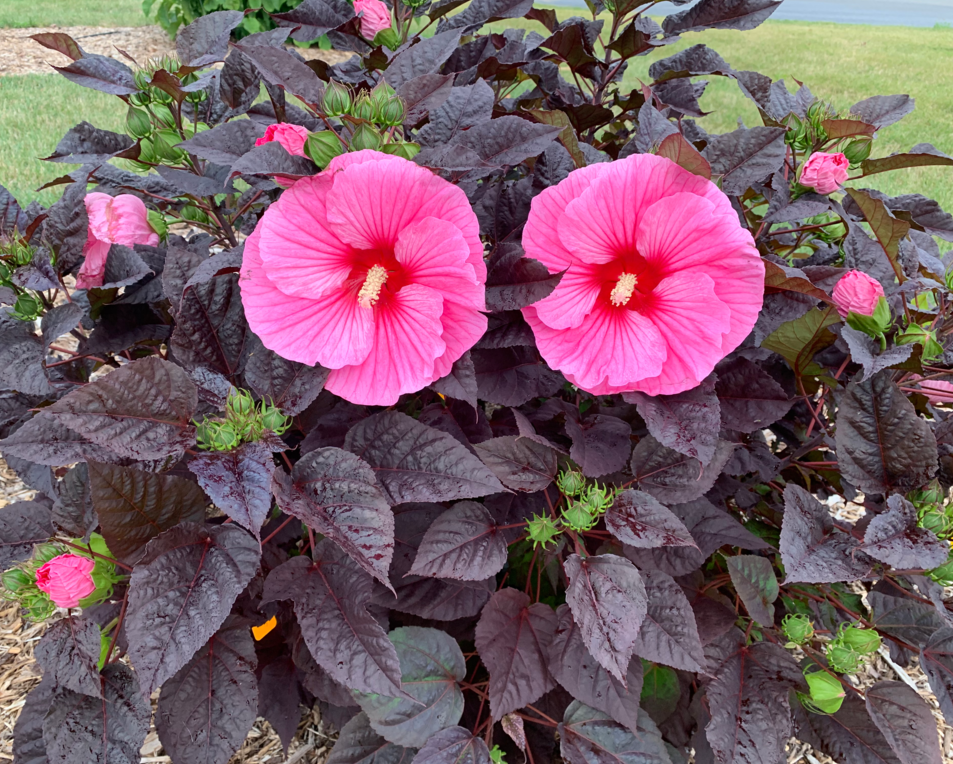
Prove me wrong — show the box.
[357,265,388,308]
[609,272,638,306]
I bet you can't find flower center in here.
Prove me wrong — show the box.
[609,272,638,307]
[357,265,389,308]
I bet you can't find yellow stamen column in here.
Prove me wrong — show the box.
[357,265,389,308]
[609,273,638,306]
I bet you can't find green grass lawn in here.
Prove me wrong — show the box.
[0,0,147,28]
[1,13,952,211]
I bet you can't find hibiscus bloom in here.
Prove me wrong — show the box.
[240,150,486,406]
[523,154,764,396]
[77,192,159,289]
[354,0,391,39]
[255,123,310,157]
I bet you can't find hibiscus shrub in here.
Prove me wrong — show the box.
[5,1,953,763]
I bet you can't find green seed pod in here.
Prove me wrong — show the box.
[380,142,421,160]
[920,509,950,538]
[377,96,405,127]
[556,469,586,498]
[13,292,41,321]
[350,123,383,151]
[526,513,560,549]
[324,81,352,117]
[2,568,34,595]
[843,138,872,165]
[305,131,345,168]
[802,671,845,714]
[781,613,814,646]
[211,421,240,451]
[825,643,863,674]
[351,93,376,122]
[561,500,597,532]
[929,551,953,586]
[581,482,614,514]
[180,205,210,224]
[261,404,290,434]
[134,69,153,92]
[227,389,256,418]
[152,131,183,163]
[839,625,881,655]
[126,106,152,139]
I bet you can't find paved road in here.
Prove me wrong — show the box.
[544,0,953,26]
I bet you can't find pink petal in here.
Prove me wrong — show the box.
[395,217,482,309]
[326,283,446,405]
[240,227,373,368]
[522,163,613,273]
[524,302,666,392]
[84,193,158,247]
[257,174,355,299]
[84,192,115,242]
[532,260,603,330]
[75,238,111,290]
[636,192,764,360]
[632,271,731,395]
[431,298,488,382]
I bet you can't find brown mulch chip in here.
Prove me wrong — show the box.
[0,25,352,77]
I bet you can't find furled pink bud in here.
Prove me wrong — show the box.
[799,152,850,194]
[832,270,885,318]
[354,0,392,40]
[77,193,159,290]
[35,554,96,608]
[255,123,310,158]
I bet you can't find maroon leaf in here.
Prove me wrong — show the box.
[794,692,901,764]
[565,554,647,682]
[605,489,697,550]
[472,347,565,407]
[836,373,938,496]
[564,414,632,478]
[176,10,245,67]
[409,501,507,580]
[919,627,953,725]
[475,588,558,718]
[326,713,416,764]
[430,352,479,408]
[663,0,782,35]
[47,356,198,461]
[704,125,787,195]
[633,569,706,672]
[34,616,102,698]
[188,442,276,539]
[625,377,720,465]
[237,44,325,106]
[0,411,121,467]
[344,411,504,504]
[12,676,53,764]
[262,542,404,697]
[780,485,873,584]
[272,447,393,587]
[865,680,943,764]
[30,32,84,61]
[704,629,802,764]
[53,54,138,95]
[725,554,778,627]
[125,522,261,696]
[156,616,258,764]
[862,495,950,570]
[484,244,563,312]
[271,0,354,41]
[384,30,463,88]
[178,120,264,166]
[474,435,557,492]
[0,500,53,568]
[413,726,492,764]
[244,335,329,416]
[714,357,792,433]
[418,81,494,147]
[852,94,915,129]
[171,273,248,378]
[88,461,207,565]
[548,605,644,732]
[257,657,305,752]
[629,436,736,504]
[559,701,671,764]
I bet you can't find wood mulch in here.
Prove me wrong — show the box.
[0,25,352,77]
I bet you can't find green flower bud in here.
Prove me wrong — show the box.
[945,268,953,293]
[305,131,346,168]
[137,137,157,164]
[151,104,176,129]
[261,404,290,434]
[377,96,405,127]
[910,479,945,510]
[371,81,396,104]
[152,131,184,163]
[0,261,10,283]
[527,513,560,549]
[180,205,210,224]
[323,81,352,117]
[126,106,152,139]
[562,499,597,532]
[556,469,586,497]
[12,293,41,321]
[896,323,944,362]
[2,568,34,595]
[195,418,214,450]
[581,482,614,514]
[781,613,814,646]
[843,138,872,165]
[146,209,167,240]
[929,551,953,586]
[380,142,421,160]
[211,421,240,451]
[134,69,152,92]
[839,625,881,655]
[845,296,891,338]
[920,509,951,538]
[351,93,376,122]
[227,389,256,418]
[801,671,845,714]
[351,123,383,151]
[825,643,863,674]
[33,544,61,566]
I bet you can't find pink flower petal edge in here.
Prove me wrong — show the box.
[76,192,159,290]
[35,554,96,609]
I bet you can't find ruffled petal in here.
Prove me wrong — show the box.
[523,163,613,273]
[106,195,159,246]
[395,217,482,309]
[430,299,487,382]
[257,174,355,299]
[524,303,666,392]
[326,283,446,405]
[532,260,603,330]
[240,227,373,368]
[75,238,111,290]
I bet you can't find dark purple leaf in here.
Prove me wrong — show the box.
[230,141,317,180]
[0,330,52,397]
[430,352,478,408]
[52,463,96,540]
[633,569,706,672]
[704,125,787,195]
[725,554,778,627]
[47,356,198,461]
[262,543,404,697]
[30,32,84,61]
[45,122,135,164]
[484,244,563,312]
[98,244,152,289]
[843,327,916,382]
[865,680,942,764]
[237,44,325,106]
[384,30,463,88]
[243,337,329,416]
[559,701,671,764]
[455,116,562,170]
[12,676,53,764]
[0,500,53,568]
[564,414,632,478]
[272,0,354,41]
[257,657,305,752]
[43,664,150,764]
[417,81,494,147]
[178,120,264,166]
[548,605,643,732]
[188,442,276,538]
[472,347,565,407]
[125,522,261,695]
[919,627,953,726]
[475,588,558,718]
[439,0,533,32]
[626,379,720,465]
[272,447,393,586]
[780,485,873,584]
[474,435,556,492]
[714,357,792,432]
[354,626,465,746]
[862,495,949,570]
[870,591,944,649]
[156,616,258,764]
[704,629,802,764]
[0,184,22,237]
[605,490,696,550]
[171,273,248,378]
[326,713,416,764]
[794,693,902,764]
[663,0,782,34]
[629,436,735,504]
[41,303,83,350]
[409,501,507,580]
[344,411,504,504]
[851,95,915,129]
[88,461,207,565]
[0,411,122,467]
[413,726,492,764]
[53,54,137,95]
[565,554,647,682]
[45,180,88,274]
[398,73,454,125]
[34,616,102,698]
[176,11,245,66]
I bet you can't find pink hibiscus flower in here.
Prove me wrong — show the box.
[240,150,487,406]
[77,192,159,290]
[255,123,310,157]
[522,154,764,396]
[354,0,391,39]
[35,553,96,608]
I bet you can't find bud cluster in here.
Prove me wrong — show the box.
[781,613,814,646]
[195,390,291,452]
[0,239,49,321]
[525,470,622,548]
[909,481,953,585]
[824,622,881,674]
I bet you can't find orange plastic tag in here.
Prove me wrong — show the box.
[252,615,277,641]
